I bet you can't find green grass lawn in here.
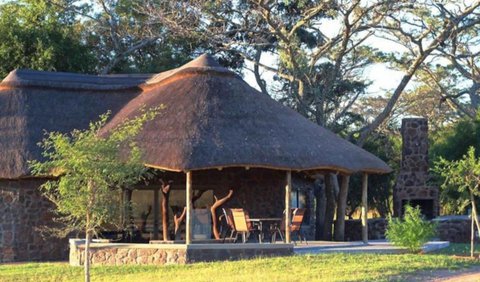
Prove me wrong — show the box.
[432,242,480,256]
[1,244,478,282]
[0,251,476,282]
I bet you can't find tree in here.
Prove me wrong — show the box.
[347,133,400,218]
[0,0,97,77]
[142,0,396,133]
[29,109,158,282]
[430,114,480,215]
[357,0,480,143]
[434,147,480,257]
[142,1,480,139]
[53,0,198,74]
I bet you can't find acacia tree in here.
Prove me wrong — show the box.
[30,109,158,282]
[435,147,480,257]
[49,0,196,74]
[141,0,480,138]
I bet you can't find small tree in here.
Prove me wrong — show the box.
[434,146,480,257]
[386,205,437,253]
[30,109,158,282]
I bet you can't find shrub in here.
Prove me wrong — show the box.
[385,205,437,253]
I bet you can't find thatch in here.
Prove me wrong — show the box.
[101,54,391,174]
[0,69,152,179]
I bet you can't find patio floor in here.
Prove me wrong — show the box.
[293,240,450,254]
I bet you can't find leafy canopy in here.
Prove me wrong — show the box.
[29,108,159,235]
[433,146,480,215]
[0,0,96,77]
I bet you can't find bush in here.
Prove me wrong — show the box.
[385,205,437,253]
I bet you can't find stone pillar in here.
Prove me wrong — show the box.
[394,118,439,218]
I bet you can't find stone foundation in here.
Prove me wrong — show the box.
[69,239,293,266]
[344,218,387,241]
[434,216,478,243]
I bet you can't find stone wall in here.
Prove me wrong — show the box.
[434,216,477,243]
[394,118,439,218]
[0,179,68,262]
[69,240,293,266]
[344,218,387,241]
[344,216,476,243]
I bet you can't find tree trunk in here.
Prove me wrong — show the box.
[161,182,172,241]
[211,190,233,239]
[314,179,326,240]
[174,207,186,240]
[334,175,350,241]
[323,173,337,240]
[471,203,475,258]
[84,217,91,282]
[470,193,480,258]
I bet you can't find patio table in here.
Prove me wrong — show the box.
[247,218,282,243]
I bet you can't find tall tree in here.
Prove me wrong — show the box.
[141,0,480,138]
[30,109,158,282]
[435,147,480,257]
[54,0,198,74]
[0,0,96,77]
[142,0,396,134]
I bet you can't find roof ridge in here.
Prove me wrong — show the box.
[145,54,235,86]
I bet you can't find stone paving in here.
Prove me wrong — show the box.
[293,239,449,254]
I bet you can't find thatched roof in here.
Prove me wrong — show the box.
[0,70,152,179]
[102,54,391,174]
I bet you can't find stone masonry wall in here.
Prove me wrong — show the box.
[434,216,478,243]
[69,240,293,266]
[0,179,68,262]
[344,218,387,241]
[394,118,439,218]
[344,216,475,243]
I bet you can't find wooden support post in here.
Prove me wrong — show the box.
[334,174,350,241]
[361,173,369,244]
[185,171,193,244]
[285,171,292,244]
[153,187,160,240]
[124,188,134,241]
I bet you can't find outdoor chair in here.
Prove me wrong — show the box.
[270,209,289,243]
[230,208,260,243]
[291,208,307,244]
[220,208,236,242]
[271,208,307,244]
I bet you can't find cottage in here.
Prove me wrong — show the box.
[0,54,390,263]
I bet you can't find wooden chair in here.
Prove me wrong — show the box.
[230,208,259,243]
[291,208,307,244]
[220,208,236,242]
[271,208,307,244]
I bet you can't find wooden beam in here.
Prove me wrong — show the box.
[185,171,193,244]
[153,187,160,240]
[361,173,369,244]
[285,171,292,244]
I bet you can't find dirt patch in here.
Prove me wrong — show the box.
[395,265,480,282]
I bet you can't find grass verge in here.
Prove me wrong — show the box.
[0,251,477,282]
